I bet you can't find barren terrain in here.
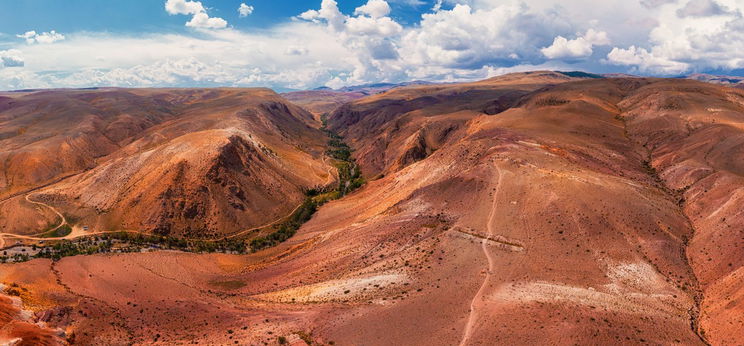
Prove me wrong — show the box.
[1,72,743,345]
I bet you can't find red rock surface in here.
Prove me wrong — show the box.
[0,88,333,237]
[0,73,742,345]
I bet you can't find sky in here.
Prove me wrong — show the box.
[1,0,744,91]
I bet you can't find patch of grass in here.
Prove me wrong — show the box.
[39,224,72,238]
[209,280,246,290]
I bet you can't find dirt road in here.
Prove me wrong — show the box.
[459,165,503,346]
[25,193,67,233]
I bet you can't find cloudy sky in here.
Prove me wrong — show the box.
[1,0,743,91]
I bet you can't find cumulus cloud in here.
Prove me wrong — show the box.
[7,0,744,90]
[541,29,610,59]
[432,0,444,11]
[299,0,345,31]
[0,25,355,90]
[0,50,24,68]
[297,0,404,84]
[396,3,577,70]
[17,30,65,44]
[640,0,676,8]
[389,0,426,5]
[186,12,228,29]
[354,0,392,18]
[165,0,204,15]
[606,0,744,74]
[676,0,730,17]
[238,3,254,17]
[165,0,227,29]
[606,45,690,73]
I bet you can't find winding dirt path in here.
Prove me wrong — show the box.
[459,165,503,346]
[218,155,336,241]
[1,155,338,247]
[25,193,67,233]
[0,193,72,249]
[0,229,107,242]
[322,155,338,187]
[218,202,306,240]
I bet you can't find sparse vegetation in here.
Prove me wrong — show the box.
[293,331,315,345]
[0,231,253,263]
[209,280,247,290]
[321,114,365,196]
[659,97,684,110]
[250,116,364,251]
[534,96,569,107]
[250,197,318,251]
[39,224,72,238]
[2,114,365,262]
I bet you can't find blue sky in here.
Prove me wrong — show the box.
[0,1,397,34]
[1,0,743,90]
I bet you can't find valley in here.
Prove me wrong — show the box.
[1,71,743,345]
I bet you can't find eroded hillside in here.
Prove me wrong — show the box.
[1,73,743,345]
[0,88,333,238]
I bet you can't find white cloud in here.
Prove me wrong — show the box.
[6,0,744,90]
[605,0,744,74]
[299,0,345,31]
[641,0,676,8]
[165,0,227,29]
[186,12,228,29]
[396,3,576,70]
[238,3,254,17]
[17,30,65,44]
[297,0,405,84]
[606,45,690,73]
[165,0,204,15]
[676,0,730,17]
[388,0,426,6]
[541,29,610,59]
[432,0,444,11]
[0,50,24,68]
[0,26,356,90]
[354,0,392,18]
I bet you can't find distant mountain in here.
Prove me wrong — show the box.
[683,73,744,90]
[602,73,641,78]
[283,73,612,116]
[335,80,434,94]
[282,81,434,116]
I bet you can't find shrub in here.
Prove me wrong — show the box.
[534,96,569,107]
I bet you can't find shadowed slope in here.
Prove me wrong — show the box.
[617,79,744,344]
[0,88,332,237]
[326,71,586,177]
